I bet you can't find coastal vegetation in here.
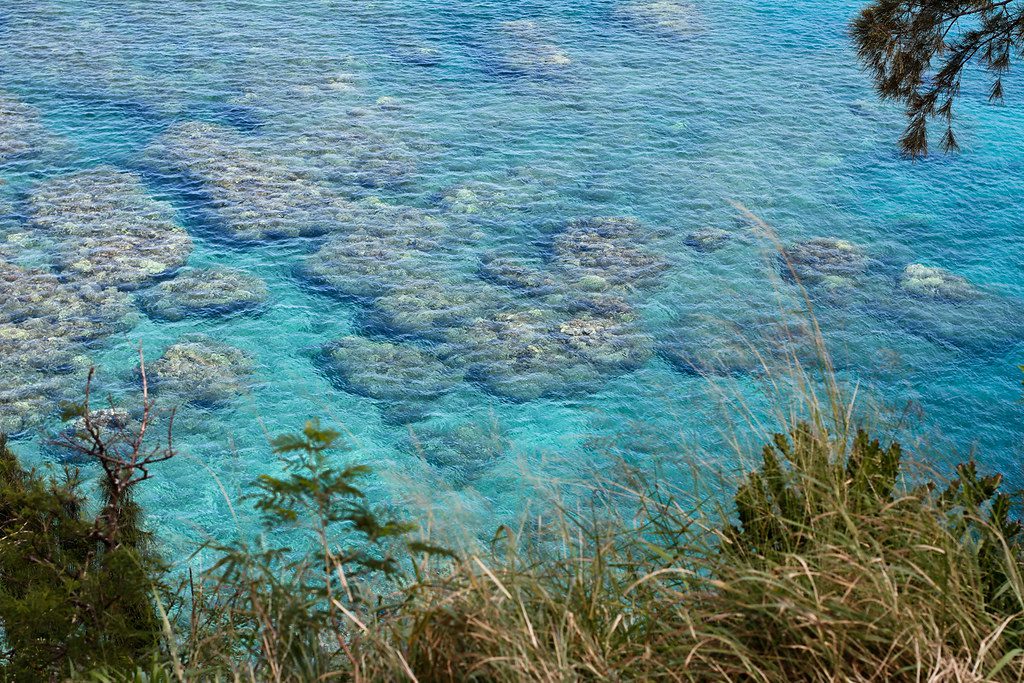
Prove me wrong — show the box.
[1,0,1022,681]
[854,0,1024,156]
[2,350,1024,681]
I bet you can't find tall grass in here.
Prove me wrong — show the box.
[5,235,1024,682]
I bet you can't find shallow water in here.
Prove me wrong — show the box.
[1,0,1023,553]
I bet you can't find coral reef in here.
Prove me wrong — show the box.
[150,335,256,407]
[145,122,356,240]
[616,0,704,38]
[405,418,510,487]
[478,254,561,296]
[494,20,572,77]
[280,117,428,190]
[0,261,135,342]
[0,92,47,163]
[0,324,91,436]
[320,335,463,423]
[899,263,978,302]
[391,40,445,67]
[371,280,501,340]
[446,303,652,401]
[300,205,449,300]
[28,167,192,289]
[779,237,869,290]
[552,217,669,293]
[140,267,268,321]
[660,303,815,376]
[437,182,510,215]
[684,227,731,253]
[881,269,1024,355]
[0,260,132,435]
[301,233,435,300]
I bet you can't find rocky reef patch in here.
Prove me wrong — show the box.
[551,216,670,294]
[615,0,704,38]
[0,261,134,435]
[320,335,463,423]
[145,122,357,241]
[899,263,979,302]
[28,167,192,289]
[778,237,870,292]
[0,92,48,164]
[491,20,573,78]
[659,303,816,376]
[445,302,653,401]
[140,267,268,321]
[150,335,257,407]
[404,418,510,488]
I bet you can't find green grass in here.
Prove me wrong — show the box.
[3,283,1024,681]
[5,379,1024,682]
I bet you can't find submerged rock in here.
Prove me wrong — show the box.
[447,303,652,401]
[0,92,47,163]
[405,419,510,487]
[301,228,444,300]
[281,119,427,190]
[478,254,561,296]
[616,0,704,38]
[140,267,268,321]
[880,268,1024,355]
[0,260,123,435]
[371,280,500,340]
[899,263,979,302]
[494,19,573,77]
[684,227,731,253]
[660,306,815,376]
[437,182,509,215]
[0,323,91,437]
[779,237,869,290]
[146,122,357,240]
[0,261,136,343]
[28,167,192,289]
[150,336,256,407]
[552,216,669,293]
[320,336,463,423]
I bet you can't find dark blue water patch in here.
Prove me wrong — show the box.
[193,101,265,133]
[872,289,1024,357]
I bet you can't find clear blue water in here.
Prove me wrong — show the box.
[1,0,1023,555]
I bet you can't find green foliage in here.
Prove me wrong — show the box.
[187,420,419,678]
[347,420,1024,682]
[853,0,1024,156]
[0,434,166,680]
[729,422,1024,582]
[6,392,1024,680]
[730,424,903,555]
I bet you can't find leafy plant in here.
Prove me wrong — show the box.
[187,419,422,679]
[853,0,1024,156]
[0,367,172,680]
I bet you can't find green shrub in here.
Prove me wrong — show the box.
[183,419,434,680]
[5,379,1024,681]
[0,431,167,680]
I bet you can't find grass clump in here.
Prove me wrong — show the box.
[2,370,1024,681]
[348,419,1024,682]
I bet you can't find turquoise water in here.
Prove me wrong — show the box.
[1,0,1023,554]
